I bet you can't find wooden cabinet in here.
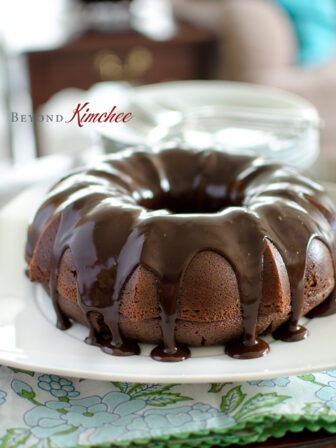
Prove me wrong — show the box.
[26,23,216,111]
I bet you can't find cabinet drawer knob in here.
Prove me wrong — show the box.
[94,51,123,81]
[94,47,153,81]
[124,46,153,78]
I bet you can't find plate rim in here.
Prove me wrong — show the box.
[0,279,335,383]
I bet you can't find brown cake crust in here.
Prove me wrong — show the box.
[28,215,334,346]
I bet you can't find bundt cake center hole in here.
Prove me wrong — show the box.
[139,192,234,214]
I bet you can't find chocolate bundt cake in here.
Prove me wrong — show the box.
[26,147,336,362]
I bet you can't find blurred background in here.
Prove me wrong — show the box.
[0,0,336,203]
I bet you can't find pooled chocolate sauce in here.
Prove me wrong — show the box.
[26,147,336,361]
[225,337,269,359]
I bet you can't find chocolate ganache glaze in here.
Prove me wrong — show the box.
[26,147,336,362]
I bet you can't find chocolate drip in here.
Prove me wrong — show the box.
[26,147,336,361]
[150,279,190,362]
[48,208,78,331]
[272,237,311,343]
[250,190,328,342]
[49,258,71,331]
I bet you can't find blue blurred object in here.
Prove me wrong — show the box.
[274,0,336,66]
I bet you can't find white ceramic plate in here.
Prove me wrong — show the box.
[90,80,320,169]
[0,280,334,383]
[0,181,336,382]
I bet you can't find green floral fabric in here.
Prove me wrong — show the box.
[1,366,336,447]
